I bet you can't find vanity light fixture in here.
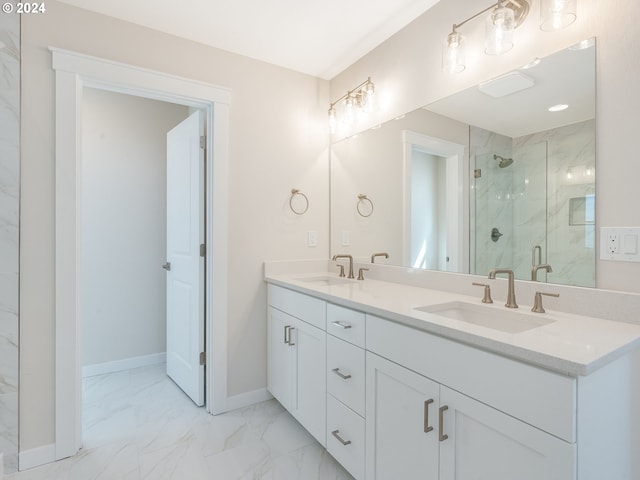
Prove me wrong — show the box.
[328,77,376,134]
[443,0,578,74]
[540,0,577,31]
[442,0,530,73]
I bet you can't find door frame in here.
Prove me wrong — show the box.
[52,48,230,460]
[402,130,469,272]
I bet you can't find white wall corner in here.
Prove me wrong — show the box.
[18,444,56,471]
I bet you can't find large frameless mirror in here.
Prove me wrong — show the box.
[330,38,596,287]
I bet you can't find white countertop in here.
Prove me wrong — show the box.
[265,271,640,376]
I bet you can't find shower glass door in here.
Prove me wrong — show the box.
[472,141,548,281]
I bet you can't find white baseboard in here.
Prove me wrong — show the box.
[18,443,55,471]
[223,388,273,412]
[82,352,166,378]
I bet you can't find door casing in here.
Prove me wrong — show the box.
[52,48,230,461]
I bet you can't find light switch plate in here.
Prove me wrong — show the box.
[600,227,640,262]
[307,230,317,247]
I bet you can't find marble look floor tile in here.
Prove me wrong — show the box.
[7,365,353,480]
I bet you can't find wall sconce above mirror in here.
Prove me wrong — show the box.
[328,77,376,134]
[443,0,577,73]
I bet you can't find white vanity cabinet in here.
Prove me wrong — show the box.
[267,285,327,446]
[366,314,576,480]
[265,278,640,480]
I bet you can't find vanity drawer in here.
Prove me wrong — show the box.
[268,284,326,330]
[327,303,365,347]
[327,335,366,417]
[327,394,365,480]
[366,314,577,443]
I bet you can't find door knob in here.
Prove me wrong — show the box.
[162,262,171,271]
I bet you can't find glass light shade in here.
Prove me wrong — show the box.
[364,80,375,111]
[485,5,515,55]
[344,95,355,125]
[540,0,577,31]
[328,106,337,134]
[442,31,466,73]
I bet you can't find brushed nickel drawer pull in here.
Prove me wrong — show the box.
[332,367,352,380]
[287,327,295,346]
[424,399,434,433]
[283,325,290,344]
[331,429,352,446]
[439,405,449,442]
[331,321,352,329]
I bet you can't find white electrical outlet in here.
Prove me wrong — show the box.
[608,233,619,254]
[601,227,640,262]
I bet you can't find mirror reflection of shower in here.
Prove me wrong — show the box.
[494,154,514,168]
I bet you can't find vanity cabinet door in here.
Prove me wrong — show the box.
[439,386,576,480]
[366,352,440,480]
[268,306,327,446]
[267,307,296,411]
[291,315,327,447]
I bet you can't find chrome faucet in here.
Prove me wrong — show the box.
[488,268,518,308]
[371,252,389,263]
[531,264,552,281]
[332,254,354,279]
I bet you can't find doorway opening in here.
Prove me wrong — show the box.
[53,48,231,461]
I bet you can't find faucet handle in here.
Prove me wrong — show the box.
[336,264,345,278]
[472,282,493,304]
[531,291,560,313]
[357,267,369,281]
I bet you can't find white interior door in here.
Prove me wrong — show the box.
[165,110,205,406]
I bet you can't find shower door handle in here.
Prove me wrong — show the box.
[162,262,171,271]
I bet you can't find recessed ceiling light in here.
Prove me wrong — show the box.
[548,104,569,112]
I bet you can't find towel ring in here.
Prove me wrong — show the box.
[289,188,309,215]
[357,194,374,217]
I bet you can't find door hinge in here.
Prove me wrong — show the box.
[199,351,206,366]
[200,135,206,149]
[200,243,206,257]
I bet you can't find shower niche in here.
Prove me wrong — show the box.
[471,121,595,287]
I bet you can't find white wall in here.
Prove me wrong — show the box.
[330,0,640,293]
[20,0,328,452]
[81,88,189,367]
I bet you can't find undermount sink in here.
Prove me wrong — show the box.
[414,301,555,334]
[297,275,353,286]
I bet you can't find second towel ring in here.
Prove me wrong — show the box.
[289,188,309,215]
[357,194,374,217]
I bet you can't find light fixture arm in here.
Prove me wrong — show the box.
[451,0,529,33]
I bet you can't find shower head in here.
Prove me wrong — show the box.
[494,154,514,168]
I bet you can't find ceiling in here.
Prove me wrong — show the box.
[58,0,441,80]
[426,40,596,138]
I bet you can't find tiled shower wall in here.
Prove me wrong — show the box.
[0,9,20,474]
[472,119,595,288]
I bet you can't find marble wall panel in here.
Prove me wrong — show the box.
[0,7,20,474]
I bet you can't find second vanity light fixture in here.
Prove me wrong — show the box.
[328,77,375,134]
[443,0,577,74]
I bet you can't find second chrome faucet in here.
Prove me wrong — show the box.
[488,268,518,308]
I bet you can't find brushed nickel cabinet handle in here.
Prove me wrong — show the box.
[287,327,295,346]
[283,325,290,344]
[439,405,449,442]
[331,321,352,329]
[331,429,352,446]
[424,399,434,433]
[332,367,352,380]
